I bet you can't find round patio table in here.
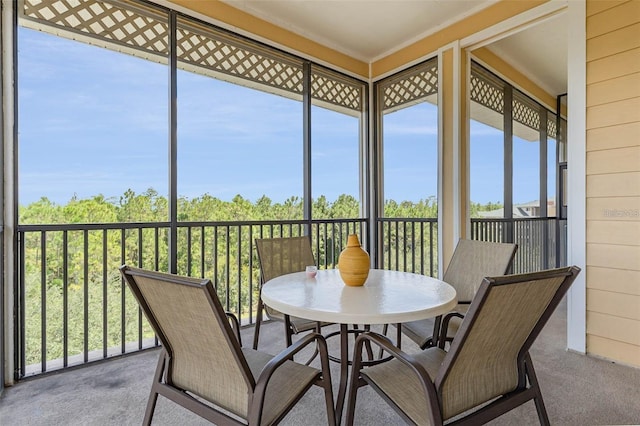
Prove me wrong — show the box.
[261,268,457,423]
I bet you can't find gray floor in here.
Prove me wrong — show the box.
[2,300,640,425]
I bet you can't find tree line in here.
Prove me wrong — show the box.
[20,188,501,224]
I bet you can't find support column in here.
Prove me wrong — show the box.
[1,0,17,387]
[438,42,468,276]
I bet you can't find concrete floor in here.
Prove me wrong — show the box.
[2,300,640,425]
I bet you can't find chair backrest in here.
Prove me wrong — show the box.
[435,266,580,419]
[255,236,316,283]
[120,266,254,419]
[443,239,517,302]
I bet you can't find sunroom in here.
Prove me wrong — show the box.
[1,0,639,423]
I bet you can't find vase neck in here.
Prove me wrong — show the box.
[346,234,361,247]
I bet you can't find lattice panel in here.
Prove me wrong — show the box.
[22,0,168,55]
[312,72,362,112]
[471,74,504,114]
[547,117,557,140]
[382,63,438,111]
[177,25,303,95]
[513,97,540,131]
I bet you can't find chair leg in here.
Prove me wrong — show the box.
[345,332,365,426]
[377,324,389,359]
[253,299,265,350]
[363,324,374,361]
[316,339,337,426]
[284,314,294,347]
[144,351,167,425]
[378,323,401,359]
[427,315,442,349]
[525,353,550,426]
[381,323,389,336]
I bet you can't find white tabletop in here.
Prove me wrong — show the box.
[261,269,457,325]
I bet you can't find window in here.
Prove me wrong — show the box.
[376,59,439,218]
[175,16,305,220]
[19,0,169,223]
[512,92,541,217]
[311,66,365,219]
[18,1,368,223]
[470,62,561,220]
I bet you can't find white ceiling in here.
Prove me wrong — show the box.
[221,0,568,95]
[221,0,496,61]
[488,12,568,96]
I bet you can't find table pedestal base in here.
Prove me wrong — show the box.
[333,324,402,424]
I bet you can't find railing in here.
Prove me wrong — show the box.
[16,218,367,378]
[377,218,438,276]
[15,215,565,378]
[377,217,566,276]
[470,217,567,272]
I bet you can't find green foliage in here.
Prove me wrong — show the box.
[20,197,64,224]
[18,191,507,225]
[470,200,503,218]
[64,195,118,223]
[384,196,437,218]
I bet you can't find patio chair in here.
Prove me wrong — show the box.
[346,266,581,426]
[400,239,517,349]
[253,236,331,350]
[120,265,336,426]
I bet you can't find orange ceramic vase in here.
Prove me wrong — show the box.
[338,234,370,286]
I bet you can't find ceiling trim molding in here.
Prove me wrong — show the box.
[371,0,549,79]
[371,48,439,83]
[369,0,500,64]
[460,0,568,50]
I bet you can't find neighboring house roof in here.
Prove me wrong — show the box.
[477,207,532,218]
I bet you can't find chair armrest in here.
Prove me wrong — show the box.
[225,312,242,346]
[251,333,332,421]
[438,311,465,349]
[352,332,439,405]
[256,332,328,384]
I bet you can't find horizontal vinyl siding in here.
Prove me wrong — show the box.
[586,221,640,246]
[586,72,640,106]
[587,335,640,367]
[588,289,640,321]
[586,243,640,271]
[587,47,640,83]
[586,97,640,129]
[586,146,640,174]
[587,121,640,151]
[586,0,640,367]
[586,0,640,38]
[587,198,640,223]
[586,23,640,61]
[588,311,640,346]
[586,0,629,17]
[588,266,640,296]
[586,172,640,197]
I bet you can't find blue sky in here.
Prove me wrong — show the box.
[18,27,547,207]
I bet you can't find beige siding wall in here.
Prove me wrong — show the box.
[586,0,640,367]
